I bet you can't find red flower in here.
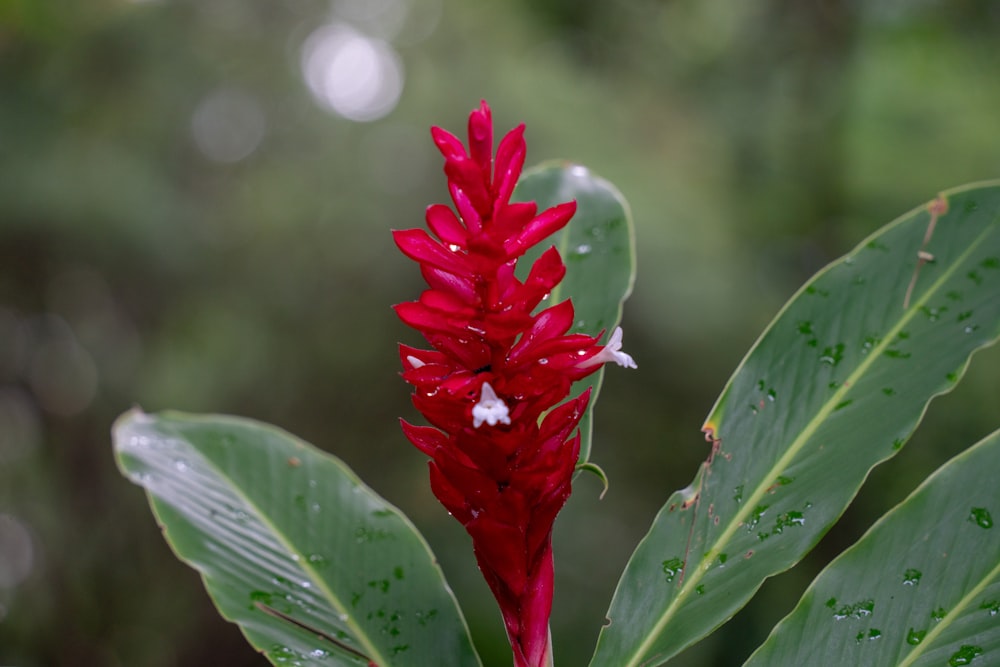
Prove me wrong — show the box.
[394,101,635,667]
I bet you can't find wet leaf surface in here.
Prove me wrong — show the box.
[744,428,1000,667]
[591,182,1000,667]
[113,410,482,667]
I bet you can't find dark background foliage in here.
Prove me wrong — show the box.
[1,1,998,665]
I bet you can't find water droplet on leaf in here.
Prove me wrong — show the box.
[920,306,946,322]
[969,507,993,529]
[747,504,768,531]
[948,645,983,666]
[661,557,684,583]
[833,598,874,620]
[819,343,844,366]
[772,510,805,534]
[307,553,329,567]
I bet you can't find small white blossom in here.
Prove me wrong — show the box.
[579,327,637,369]
[472,382,511,428]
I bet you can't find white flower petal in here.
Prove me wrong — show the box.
[472,381,511,428]
[577,326,637,369]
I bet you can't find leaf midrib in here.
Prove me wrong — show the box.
[620,220,996,667]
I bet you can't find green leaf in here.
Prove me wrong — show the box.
[512,162,637,466]
[744,428,1000,667]
[590,181,1000,666]
[113,410,482,667]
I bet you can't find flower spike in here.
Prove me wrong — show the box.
[394,101,634,667]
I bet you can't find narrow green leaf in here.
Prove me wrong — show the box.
[513,162,637,465]
[113,410,482,667]
[591,181,1000,666]
[744,428,1000,666]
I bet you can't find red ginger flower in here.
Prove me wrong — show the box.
[393,101,635,667]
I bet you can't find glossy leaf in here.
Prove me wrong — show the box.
[513,162,637,465]
[591,181,1000,666]
[744,428,1000,667]
[113,410,482,667]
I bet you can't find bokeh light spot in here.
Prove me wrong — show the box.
[0,388,41,465]
[25,315,98,417]
[0,307,28,379]
[301,23,404,122]
[0,514,34,589]
[191,88,267,164]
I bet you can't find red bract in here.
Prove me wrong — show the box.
[394,101,635,667]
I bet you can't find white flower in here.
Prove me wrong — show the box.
[579,327,637,369]
[472,382,511,428]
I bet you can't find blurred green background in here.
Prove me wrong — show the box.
[1,0,999,665]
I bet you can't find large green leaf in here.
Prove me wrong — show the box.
[590,181,1000,666]
[512,163,637,466]
[744,428,1000,666]
[113,410,481,667]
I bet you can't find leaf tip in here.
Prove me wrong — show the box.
[576,461,610,499]
[112,405,152,451]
